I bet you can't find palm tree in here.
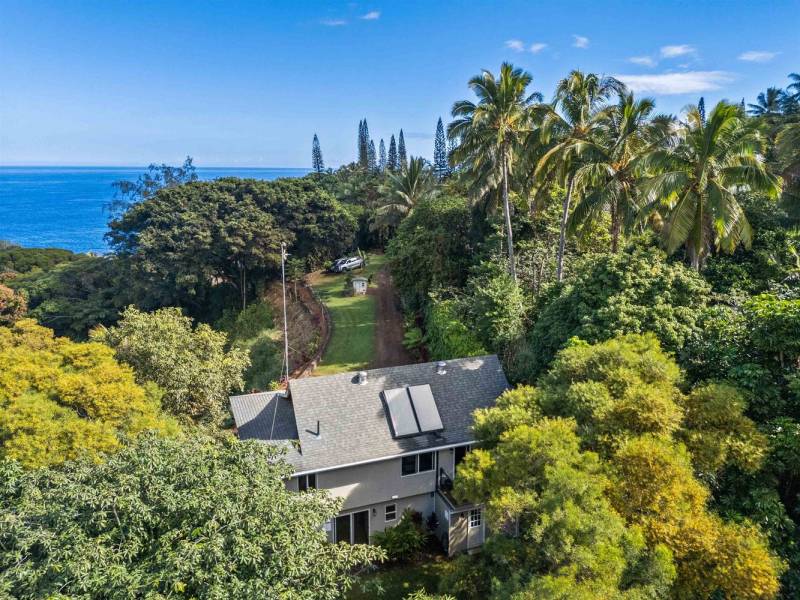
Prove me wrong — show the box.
[372,156,435,230]
[748,87,786,118]
[783,73,800,113]
[449,63,541,281]
[535,70,624,281]
[567,92,672,252]
[640,101,781,270]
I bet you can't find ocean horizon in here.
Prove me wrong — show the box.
[0,166,310,254]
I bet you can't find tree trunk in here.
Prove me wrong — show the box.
[611,201,620,253]
[240,263,247,311]
[502,154,516,282]
[689,247,701,271]
[556,177,573,283]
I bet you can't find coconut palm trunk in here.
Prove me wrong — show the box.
[611,200,621,253]
[502,152,516,281]
[556,176,573,282]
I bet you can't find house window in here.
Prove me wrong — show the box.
[298,473,317,492]
[401,452,435,476]
[385,503,397,521]
[401,455,417,476]
[418,451,434,472]
[469,508,482,528]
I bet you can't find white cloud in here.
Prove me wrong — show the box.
[628,56,656,67]
[529,42,547,54]
[321,18,347,26]
[505,39,525,52]
[572,35,589,49]
[614,71,734,95]
[660,44,696,58]
[360,10,380,20]
[738,50,778,63]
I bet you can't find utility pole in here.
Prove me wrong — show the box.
[281,242,290,383]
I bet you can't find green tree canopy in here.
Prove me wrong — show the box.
[0,433,382,599]
[0,319,177,468]
[387,195,475,310]
[513,246,710,380]
[460,335,782,598]
[453,417,676,599]
[92,306,249,424]
[8,255,133,339]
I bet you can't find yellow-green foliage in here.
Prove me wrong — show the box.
[679,383,767,477]
[0,319,178,468]
[537,334,684,451]
[611,436,784,599]
[458,334,782,598]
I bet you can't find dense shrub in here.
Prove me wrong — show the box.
[373,509,426,562]
[424,298,487,361]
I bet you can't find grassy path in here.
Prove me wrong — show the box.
[310,254,387,376]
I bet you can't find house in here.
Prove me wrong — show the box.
[351,276,368,295]
[229,355,509,555]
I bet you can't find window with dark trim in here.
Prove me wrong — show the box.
[418,451,434,472]
[385,503,397,521]
[401,452,435,476]
[401,455,417,476]
[298,473,317,492]
[469,508,482,528]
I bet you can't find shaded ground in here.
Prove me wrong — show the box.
[370,268,413,368]
[347,555,454,600]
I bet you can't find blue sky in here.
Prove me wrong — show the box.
[1,0,798,167]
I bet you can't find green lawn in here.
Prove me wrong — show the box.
[312,253,386,376]
[347,557,454,600]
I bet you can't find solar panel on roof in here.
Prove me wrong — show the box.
[408,385,443,433]
[384,387,419,437]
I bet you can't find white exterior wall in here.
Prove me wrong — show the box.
[290,444,473,542]
[317,455,437,510]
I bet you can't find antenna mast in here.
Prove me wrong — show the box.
[280,242,290,383]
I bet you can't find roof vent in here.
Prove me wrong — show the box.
[357,371,368,385]
[436,361,447,375]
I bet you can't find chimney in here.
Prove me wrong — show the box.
[357,371,368,384]
[436,361,447,375]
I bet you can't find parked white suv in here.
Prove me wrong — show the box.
[333,256,364,272]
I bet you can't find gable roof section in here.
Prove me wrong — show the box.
[229,355,509,474]
[230,391,299,444]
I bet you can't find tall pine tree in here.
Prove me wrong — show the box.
[378,139,387,172]
[398,129,407,170]
[368,139,377,172]
[357,120,366,166]
[361,120,371,169]
[433,117,448,180]
[311,134,324,174]
[387,135,398,171]
[358,119,373,168]
[698,97,706,124]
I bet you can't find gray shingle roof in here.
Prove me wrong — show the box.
[230,391,299,442]
[229,356,509,474]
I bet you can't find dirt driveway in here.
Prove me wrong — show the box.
[369,267,413,368]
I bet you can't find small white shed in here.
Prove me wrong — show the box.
[352,276,368,295]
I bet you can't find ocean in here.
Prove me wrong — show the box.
[0,166,310,254]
